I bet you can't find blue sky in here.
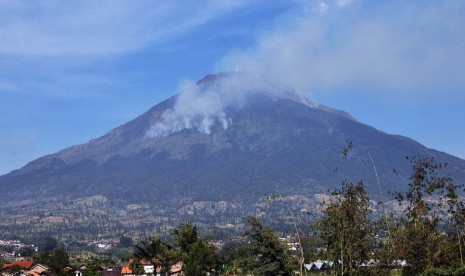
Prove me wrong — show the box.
[1,0,464,175]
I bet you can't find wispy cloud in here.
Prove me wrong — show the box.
[0,80,18,92]
[219,1,465,97]
[0,0,250,56]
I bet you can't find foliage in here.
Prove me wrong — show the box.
[119,236,133,248]
[172,221,199,253]
[33,247,69,275]
[3,264,22,275]
[84,260,103,276]
[240,217,294,276]
[129,258,145,275]
[392,157,462,274]
[17,246,34,257]
[316,181,374,275]
[183,239,216,276]
[134,234,180,275]
[172,221,216,276]
[419,264,465,276]
[218,241,249,275]
[36,236,60,253]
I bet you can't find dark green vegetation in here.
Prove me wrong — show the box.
[134,221,218,276]
[133,219,294,276]
[33,248,70,275]
[316,181,373,274]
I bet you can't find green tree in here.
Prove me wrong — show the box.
[172,222,216,276]
[218,241,248,276]
[119,236,133,248]
[17,246,34,257]
[36,236,59,253]
[240,217,294,276]
[33,247,69,275]
[129,259,145,275]
[172,222,199,253]
[134,235,180,275]
[316,181,374,275]
[182,239,216,276]
[3,264,22,275]
[393,157,459,274]
[85,260,103,276]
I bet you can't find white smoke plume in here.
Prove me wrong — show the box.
[145,72,304,138]
[147,0,465,138]
[218,1,465,97]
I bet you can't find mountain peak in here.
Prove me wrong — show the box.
[2,71,465,240]
[145,72,343,138]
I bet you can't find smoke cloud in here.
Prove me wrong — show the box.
[145,72,314,138]
[219,1,465,97]
[148,0,465,139]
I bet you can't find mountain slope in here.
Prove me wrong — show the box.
[1,72,465,234]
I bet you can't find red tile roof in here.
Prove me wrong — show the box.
[3,261,34,270]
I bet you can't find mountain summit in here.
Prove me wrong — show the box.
[1,72,465,236]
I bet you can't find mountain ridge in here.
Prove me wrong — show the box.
[1,72,465,239]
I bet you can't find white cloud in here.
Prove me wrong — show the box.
[219,1,465,97]
[317,2,328,13]
[0,0,249,56]
[337,0,355,7]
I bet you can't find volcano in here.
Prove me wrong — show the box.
[1,72,465,236]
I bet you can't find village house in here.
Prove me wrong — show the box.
[1,261,35,276]
[119,259,182,276]
[27,264,53,276]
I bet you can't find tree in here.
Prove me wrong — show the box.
[434,167,465,266]
[266,194,306,275]
[393,157,460,274]
[33,247,69,275]
[218,241,245,275]
[36,236,59,253]
[172,222,199,253]
[172,222,216,276]
[85,260,103,276]
[129,259,145,275]
[316,181,374,275]
[2,264,22,275]
[17,246,34,257]
[240,217,294,276]
[182,239,216,276]
[134,235,180,275]
[119,236,133,248]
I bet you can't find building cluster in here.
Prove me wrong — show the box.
[0,259,184,276]
[1,261,57,276]
[277,236,301,251]
[87,240,119,251]
[0,240,37,258]
[102,259,182,276]
[303,259,410,273]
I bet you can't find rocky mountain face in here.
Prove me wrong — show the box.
[1,72,465,237]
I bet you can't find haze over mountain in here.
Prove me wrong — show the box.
[1,72,465,238]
